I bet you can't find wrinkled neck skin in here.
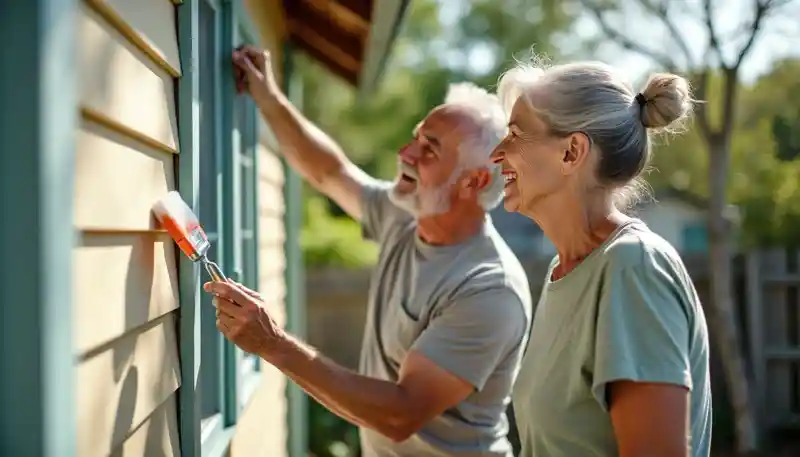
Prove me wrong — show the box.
[416,203,485,246]
[524,190,628,278]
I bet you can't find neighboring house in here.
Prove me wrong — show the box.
[634,188,711,254]
[491,188,729,259]
[0,1,408,457]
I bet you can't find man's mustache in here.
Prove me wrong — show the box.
[399,162,420,180]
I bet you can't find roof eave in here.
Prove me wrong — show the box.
[356,0,411,96]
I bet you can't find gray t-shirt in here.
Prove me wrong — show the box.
[358,181,532,457]
[513,219,712,457]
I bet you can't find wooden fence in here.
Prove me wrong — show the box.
[743,249,800,432]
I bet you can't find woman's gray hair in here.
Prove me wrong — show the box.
[497,59,694,207]
[443,82,508,210]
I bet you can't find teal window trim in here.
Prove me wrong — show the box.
[282,42,310,457]
[0,1,78,456]
[198,1,263,455]
[179,2,289,456]
[196,0,229,453]
[219,0,241,430]
[176,1,203,456]
[234,14,263,394]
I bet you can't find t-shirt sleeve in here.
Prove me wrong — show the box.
[591,263,693,411]
[411,288,528,391]
[360,179,411,243]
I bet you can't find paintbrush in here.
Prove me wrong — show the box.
[151,191,227,282]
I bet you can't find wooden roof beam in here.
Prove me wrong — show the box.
[333,0,373,22]
[286,18,362,76]
[302,0,370,37]
[291,36,360,86]
[284,1,364,61]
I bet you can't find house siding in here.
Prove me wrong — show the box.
[73,1,182,456]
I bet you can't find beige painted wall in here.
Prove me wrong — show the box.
[244,0,286,84]
[74,1,183,456]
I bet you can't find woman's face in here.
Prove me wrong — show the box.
[491,97,573,215]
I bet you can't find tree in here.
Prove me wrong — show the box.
[577,0,798,453]
[647,59,800,248]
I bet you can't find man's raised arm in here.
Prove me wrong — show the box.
[233,45,374,221]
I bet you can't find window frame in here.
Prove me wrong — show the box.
[178,1,265,456]
[219,0,264,429]
[176,0,204,455]
[681,221,708,254]
[196,0,227,446]
[229,12,263,413]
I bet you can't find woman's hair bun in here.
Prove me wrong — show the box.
[637,73,693,131]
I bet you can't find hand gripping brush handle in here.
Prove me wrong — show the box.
[202,259,226,283]
[151,191,227,282]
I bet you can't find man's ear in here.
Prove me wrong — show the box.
[457,168,491,200]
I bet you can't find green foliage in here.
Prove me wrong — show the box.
[301,192,379,269]
[772,114,800,162]
[308,400,361,457]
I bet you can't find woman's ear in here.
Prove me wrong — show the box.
[561,132,591,175]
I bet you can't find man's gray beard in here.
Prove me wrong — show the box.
[389,161,466,217]
[388,181,452,217]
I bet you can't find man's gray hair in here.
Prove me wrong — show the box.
[443,82,508,210]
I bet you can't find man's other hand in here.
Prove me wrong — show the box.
[232,45,278,104]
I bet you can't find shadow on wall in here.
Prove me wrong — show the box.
[77,233,179,455]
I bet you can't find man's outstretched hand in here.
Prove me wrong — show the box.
[232,45,278,104]
[204,280,286,359]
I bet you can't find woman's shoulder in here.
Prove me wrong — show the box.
[599,219,686,273]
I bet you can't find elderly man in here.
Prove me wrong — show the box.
[205,45,531,457]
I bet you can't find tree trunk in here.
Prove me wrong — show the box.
[706,138,759,455]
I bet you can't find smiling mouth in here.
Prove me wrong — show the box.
[503,170,517,187]
[400,173,417,184]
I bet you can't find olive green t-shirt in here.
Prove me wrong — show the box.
[513,219,712,457]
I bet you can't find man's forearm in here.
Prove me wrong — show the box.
[263,333,417,441]
[254,88,348,189]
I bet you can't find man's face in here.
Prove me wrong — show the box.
[389,106,471,217]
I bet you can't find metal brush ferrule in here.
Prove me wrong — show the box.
[202,258,227,282]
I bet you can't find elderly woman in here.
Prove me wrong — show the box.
[490,60,712,457]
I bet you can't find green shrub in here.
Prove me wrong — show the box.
[308,400,361,457]
[301,194,379,269]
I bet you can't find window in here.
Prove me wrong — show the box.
[198,0,225,439]
[681,222,708,253]
[236,90,262,407]
[191,0,264,452]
